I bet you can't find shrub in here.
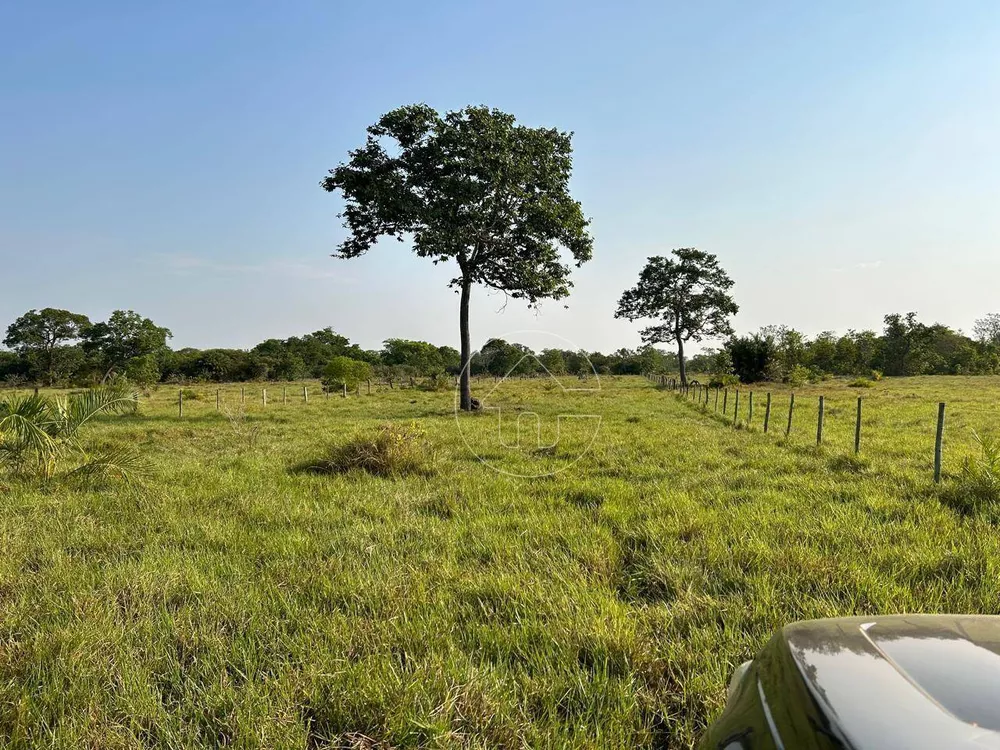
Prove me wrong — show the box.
[941,431,1000,516]
[709,373,740,388]
[323,356,374,392]
[871,369,884,381]
[416,373,452,392]
[308,424,435,477]
[180,388,201,400]
[786,365,810,388]
[221,403,262,451]
[848,378,874,388]
[808,367,828,383]
[726,334,776,383]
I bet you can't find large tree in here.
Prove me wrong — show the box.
[3,308,91,385]
[83,310,172,380]
[615,249,738,385]
[321,104,593,410]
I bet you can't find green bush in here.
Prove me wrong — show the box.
[786,365,810,388]
[180,388,201,400]
[323,356,374,392]
[416,373,453,392]
[709,373,740,388]
[811,367,830,383]
[848,378,874,388]
[308,423,435,477]
[871,369,884,382]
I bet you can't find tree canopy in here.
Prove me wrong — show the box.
[3,308,91,385]
[83,310,172,379]
[616,249,738,385]
[322,103,593,409]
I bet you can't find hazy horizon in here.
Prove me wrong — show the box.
[3,1,999,354]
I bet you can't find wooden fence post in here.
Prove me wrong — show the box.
[241,386,245,404]
[934,402,946,483]
[178,389,183,418]
[714,387,719,412]
[263,388,267,407]
[283,386,287,405]
[816,396,825,445]
[733,390,740,426]
[764,393,771,433]
[367,379,371,395]
[303,386,308,403]
[786,393,795,436]
[342,383,347,398]
[723,389,728,414]
[748,391,754,423]
[854,397,862,454]
[216,389,220,411]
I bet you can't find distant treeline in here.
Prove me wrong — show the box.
[2,308,999,387]
[0,307,677,387]
[718,313,1000,384]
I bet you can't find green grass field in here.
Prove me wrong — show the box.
[2,375,1000,749]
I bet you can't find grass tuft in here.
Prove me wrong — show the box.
[305,423,436,477]
[828,453,870,474]
[941,430,1000,517]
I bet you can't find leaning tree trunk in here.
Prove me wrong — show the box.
[677,335,687,387]
[459,278,473,411]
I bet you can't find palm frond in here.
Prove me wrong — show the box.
[0,399,60,467]
[59,385,139,437]
[0,394,56,430]
[67,444,149,487]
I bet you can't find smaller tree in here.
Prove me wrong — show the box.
[726,333,777,383]
[615,249,738,385]
[538,349,567,375]
[478,339,535,378]
[323,356,374,392]
[83,310,172,380]
[707,349,737,386]
[3,308,91,385]
[974,314,1000,347]
[382,339,446,376]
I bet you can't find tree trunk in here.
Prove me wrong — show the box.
[677,335,687,386]
[45,347,56,388]
[459,277,473,411]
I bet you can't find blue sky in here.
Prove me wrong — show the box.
[2,1,999,353]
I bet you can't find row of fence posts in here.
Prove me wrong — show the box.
[178,379,375,418]
[649,374,948,483]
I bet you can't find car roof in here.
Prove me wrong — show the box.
[783,614,1000,749]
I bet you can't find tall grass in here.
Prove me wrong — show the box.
[1,376,999,747]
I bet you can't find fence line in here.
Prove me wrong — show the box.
[44,374,960,488]
[663,378,950,484]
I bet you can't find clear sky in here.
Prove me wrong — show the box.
[2,1,999,354]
